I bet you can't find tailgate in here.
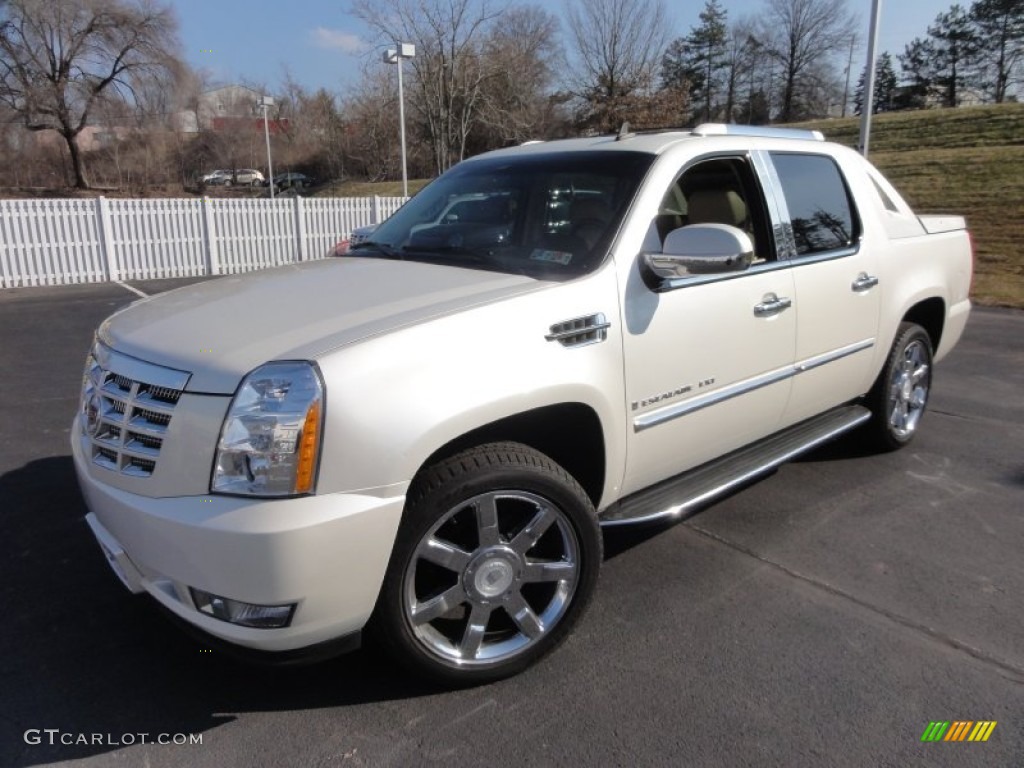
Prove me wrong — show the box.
[918,215,967,234]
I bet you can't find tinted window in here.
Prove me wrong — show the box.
[771,153,858,255]
[356,151,654,279]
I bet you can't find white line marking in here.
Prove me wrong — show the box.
[114,281,148,298]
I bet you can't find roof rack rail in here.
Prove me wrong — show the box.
[692,123,825,141]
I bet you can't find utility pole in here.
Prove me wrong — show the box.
[859,0,882,156]
[259,95,275,200]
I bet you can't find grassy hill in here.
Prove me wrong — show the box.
[793,104,1024,308]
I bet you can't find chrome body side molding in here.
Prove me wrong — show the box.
[633,339,874,432]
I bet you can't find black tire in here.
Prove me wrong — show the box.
[370,442,602,686]
[865,322,933,451]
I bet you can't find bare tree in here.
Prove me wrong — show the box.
[0,0,183,188]
[276,72,349,182]
[476,5,561,145]
[721,18,757,122]
[339,62,403,181]
[565,0,670,131]
[353,0,499,174]
[754,0,855,122]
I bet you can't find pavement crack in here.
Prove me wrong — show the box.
[929,408,974,419]
[930,408,1024,429]
[686,522,1024,683]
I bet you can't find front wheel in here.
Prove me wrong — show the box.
[371,442,602,685]
[865,322,933,450]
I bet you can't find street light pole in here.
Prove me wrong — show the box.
[859,0,883,157]
[385,43,415,198]
[259,95,275,200]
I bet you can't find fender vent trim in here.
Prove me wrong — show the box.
[545,313,610,348]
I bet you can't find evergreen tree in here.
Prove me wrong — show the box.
[689,0,729,122]
[660,0,728,123]
[899,37,937,108]
[928,4,983,106]
[854,52,899,114]
[970,0,1024,103]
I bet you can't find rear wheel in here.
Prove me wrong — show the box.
[865,322,933,450]
[371,442,601,685]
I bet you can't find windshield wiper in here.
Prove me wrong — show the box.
[349,241,403,259]
[400,244,491,265]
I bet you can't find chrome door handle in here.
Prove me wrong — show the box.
[753,294,792,317]
[852,273,879,292]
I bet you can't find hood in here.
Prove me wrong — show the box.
[99,258,543,393]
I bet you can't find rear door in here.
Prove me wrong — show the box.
[760,151,881,426]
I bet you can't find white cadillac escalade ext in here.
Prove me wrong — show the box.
[74,124,973,684]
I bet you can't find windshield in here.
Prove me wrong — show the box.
[353,151,655,279]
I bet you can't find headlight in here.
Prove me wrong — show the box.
[80,347,104,435]
[212,361,324,496]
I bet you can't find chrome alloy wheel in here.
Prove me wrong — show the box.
[402,490,580,666]
[887,338,931,439]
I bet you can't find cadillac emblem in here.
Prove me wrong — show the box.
[84,391,103,436]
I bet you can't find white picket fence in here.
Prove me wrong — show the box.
[0,195,407,288]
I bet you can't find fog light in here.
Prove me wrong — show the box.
[189,588,296,629]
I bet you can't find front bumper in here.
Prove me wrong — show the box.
[73,417,405,653]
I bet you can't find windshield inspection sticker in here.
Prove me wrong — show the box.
[530,249,573,265]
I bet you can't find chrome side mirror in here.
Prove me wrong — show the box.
[643,223,755,279]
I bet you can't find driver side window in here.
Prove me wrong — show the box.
[653,157,774,263]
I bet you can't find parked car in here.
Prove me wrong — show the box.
[333,224,377,256]
[201,170,232,186]
[75,123,973,686]
[233,169,265,186]
[202,169,265,187]
[273,172,315,190]
[333,195,508,256]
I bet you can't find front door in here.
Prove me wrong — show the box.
[619,155,797,496]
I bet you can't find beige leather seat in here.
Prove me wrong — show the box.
[687,189,748,228]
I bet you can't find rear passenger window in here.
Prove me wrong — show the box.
[771,153,858,255]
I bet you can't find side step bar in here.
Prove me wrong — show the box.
[599,405,871,527]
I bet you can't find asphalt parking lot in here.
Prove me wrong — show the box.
[1,279,1021,768]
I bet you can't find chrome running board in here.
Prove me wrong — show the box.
[599,405,871,527]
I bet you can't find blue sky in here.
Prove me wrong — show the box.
[174,0,957,96]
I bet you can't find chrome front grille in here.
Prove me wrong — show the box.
[81,344,190,478]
